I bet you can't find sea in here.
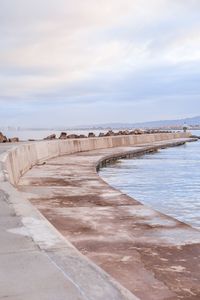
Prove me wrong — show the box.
[100,130,200,230]
[1,129,108,140]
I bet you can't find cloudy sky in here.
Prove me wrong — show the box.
[0,0,200,127]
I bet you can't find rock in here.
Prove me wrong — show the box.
[67,134,79,139]
[99,133,105,137]
[124,130,130,135]
[78,134,87,138]
[104,130,115,136]
[144,130,151,134]
[0,132,7,143]
[114,132,119,136]
[116,130,129,136]
[44,134,56,140]
[131,129,143,135]
[8,137,19,143]
[59,132,67,139]
[137,129,144,135]
[129,130,135,135]
[117,131,124,136]
[88,132,96,138]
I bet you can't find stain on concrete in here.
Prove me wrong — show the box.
[18,140,200,300]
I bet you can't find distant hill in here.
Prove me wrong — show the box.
[3,116,200,132]
[129,115,200,129]
[73,116,200,130]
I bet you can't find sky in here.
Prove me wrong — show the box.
[0,0,200,127]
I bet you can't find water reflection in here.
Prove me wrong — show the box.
[100,138,200,230]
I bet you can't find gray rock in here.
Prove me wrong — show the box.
[8,137,19,143]
[105,130,115,136]
[59,132,67,139]
[0,132,7,143]
[99,133,105,137]
[88,132,96,138]
[44,134,56,140]
[67,134,79,139]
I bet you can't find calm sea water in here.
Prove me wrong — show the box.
[1,129,109,140]
[100,130,200,230]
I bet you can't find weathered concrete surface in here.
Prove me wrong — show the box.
[0,141,142,300]
[0,184,139,300]
[0,174,138,300]
[0,189,85,300]
[18,138,200,300]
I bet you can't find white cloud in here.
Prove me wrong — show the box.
[0,0,200,125]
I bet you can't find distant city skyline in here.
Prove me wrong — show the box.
[1,0,200,126]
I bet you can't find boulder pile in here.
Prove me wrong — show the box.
[0,129,173,144]
[8,137,19,143]
[0,132,19,143]
[43,129,172,141]
[0,132,7,143]
[44,134,56,140]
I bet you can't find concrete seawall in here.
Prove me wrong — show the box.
[1,132,199,300]
[1,132,190,185]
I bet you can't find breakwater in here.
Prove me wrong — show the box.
[1,132,200,300]
[1,132,189,185]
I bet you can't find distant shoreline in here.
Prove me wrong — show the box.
[1,126,200,132]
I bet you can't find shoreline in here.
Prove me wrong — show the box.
[96,137,200,230]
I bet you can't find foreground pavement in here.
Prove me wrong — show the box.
[0,142,138,300]
[18,138,200,300]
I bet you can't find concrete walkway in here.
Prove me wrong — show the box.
[0,189,86,300]
[0,143,138,300]
[18,138,200,300]
[0,188,137,300]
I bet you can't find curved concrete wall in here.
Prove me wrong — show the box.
[0,132,196,300]
[1,132,189,185]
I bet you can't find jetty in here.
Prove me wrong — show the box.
[0,132,200,300]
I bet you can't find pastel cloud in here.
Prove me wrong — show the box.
[0,0,200,126]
